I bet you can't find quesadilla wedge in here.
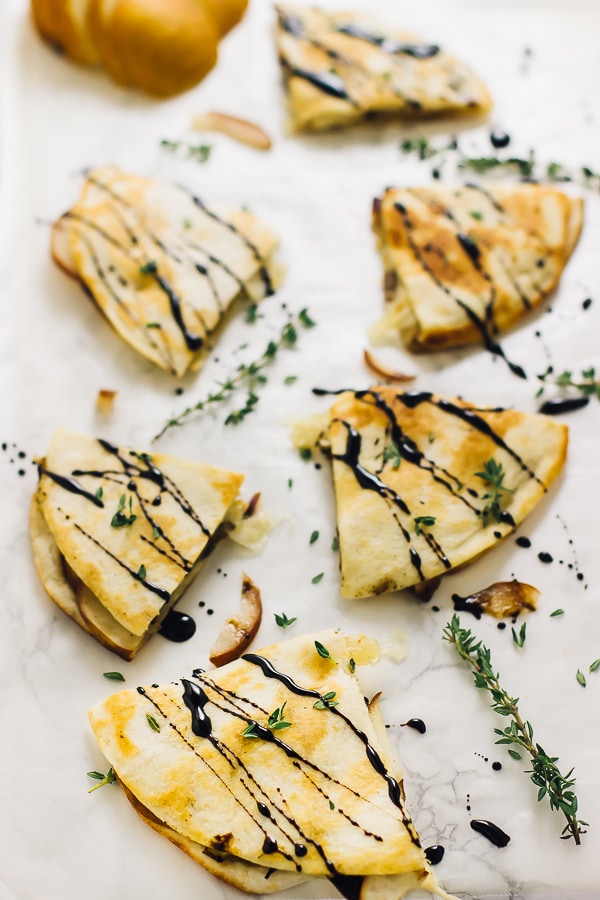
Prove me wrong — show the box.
[30,427,244,658]
[275,5,492,132]
[306,387,567,599]
[372,184,583,354]
[53,166,279,376]
[89,629,451,898]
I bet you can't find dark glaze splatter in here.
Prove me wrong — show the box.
[290,66,351,100]
[402,718,426,734]
[490,130,510,149]
[516,536,531,548]
[262,836,278,854]
[470,819,511,847]
[539,397,590,415]
[182,678,213,737]
[155,273,203,352]
[39,467,104,507]
[160,610,196,642]
[241,653,420,845]
[538,551,553,564]
[425,844,445,865]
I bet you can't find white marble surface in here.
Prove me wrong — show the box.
[1,0,600,897]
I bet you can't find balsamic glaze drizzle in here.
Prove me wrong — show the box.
[39,467,104,508]
[392,199,527,379]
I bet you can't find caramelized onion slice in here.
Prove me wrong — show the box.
[192,112,272,150]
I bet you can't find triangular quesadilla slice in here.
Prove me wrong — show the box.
[372,184,583,353]
[315,387,567,599]
[53,166,279,376]
[275,5,492,132]
[30,427,244,658]
[89,629,449,897]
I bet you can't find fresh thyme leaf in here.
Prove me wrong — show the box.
[138,564,147,579]
[298,308,316,328]
[382,442,402,469]
[313,691,338,710]
[309,530,319,545]
[161,139,211,163]
[315,640,332,659]
[550,609,564,617]
[267,703,292,731]
[512,621,527,648]
[242,722,260,739]
[536,367,600,403]
[152,526,160,540]
[244,303,260,324]
[103,671,125,681]
[288,478,293,489]
[87,767,116,793]
[284,375,298,385]
[589,659,600,673]
[110,493,137,528]
[475,458,514,526]
[311,573,324,584]
[443,614,586,844]
[469,210,484,221]
[576,670,587,688]
[329,800,335,810]
[139,260,158,276]
[146,714,160,731]
[145,322,161,329]
[153,311,316,441]
[414,515,436,535]
[331,535,339,552]
[274,612,297,629]
[348,658,356,674]
[299,448,312,461]
[95,486,103,500]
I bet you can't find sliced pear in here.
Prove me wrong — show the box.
[50,215,78,278]
[209,574,262,667]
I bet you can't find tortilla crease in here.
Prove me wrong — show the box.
[56,166,279,376]
[275,4,492,132]
[31,427,244,657]
[88,630,434,889]
[325,387,567,599]
[372,184,583,351]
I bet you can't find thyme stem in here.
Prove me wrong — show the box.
[443,615,586,845]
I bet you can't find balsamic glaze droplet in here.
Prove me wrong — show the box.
[294,843,308,857]
[152,495,162,506]
[538,552,553,564]
[457,232,481,264]
[539,396,590,415]
[262,836,278,854]
[257,802,271,818]
[490,130,510,149]
[492,761,502,771]
[403,718,426,734]
[452,592,483,619]
[470,819,511,847]
[181,678,212,737]
[425,844,445,865]
[582,297,592,310]
[160,610,196,643]
[516,536,531,548]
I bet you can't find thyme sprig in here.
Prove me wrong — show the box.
[443,615,586,844]
[400,137,600,192]
[160,139,212,164]
[537,367,600,401]
[154,311,315,440]
[87,767,117,793]
[475,458,513,526]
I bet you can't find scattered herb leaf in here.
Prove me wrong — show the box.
[311,573,324,584]
[348,658,356,674]
[160,139,212,164]
[274,612,297,629]
[299,448,312,461]
[576,670,587,688]
[550,609,564,618]
[315,640,332,660]
[146,714,160,732]
[284,375,298,385]
[95,487,103,500]
[414,515,436,535]
[314,691,339,710]
[309,530,319,545]
[589,659,600,673]
[267,703,292,731]
[110,493,137,528]
[138,564,147,580]
[382,442,402,469]
[537,367,600,403]
[329,800,335,810]
[331,535,339,552]
[139,260,158,276]
[242,721,260,739]
[103,671,125,681]
[299,308,316,328]
[512,621,527,648]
